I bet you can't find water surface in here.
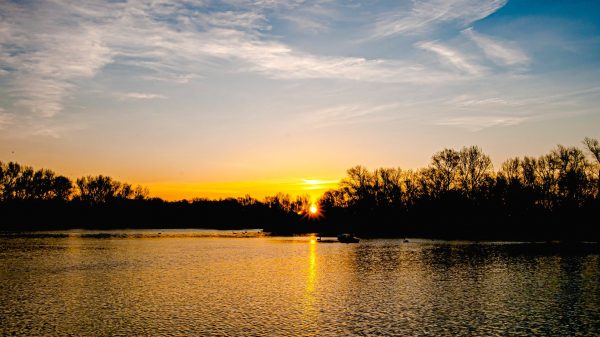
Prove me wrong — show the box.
[1,230,599,336]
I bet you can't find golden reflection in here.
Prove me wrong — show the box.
[303,236,318,320]
[66,232,83,252]
[307,236,317,293]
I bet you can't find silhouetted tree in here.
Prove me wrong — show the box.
[425,148,461,198]
[339,165,375,208]
[237,194,256,207]
[521,156,537,190]
[583,137,600,198]
[1,162,21,200]
[134,185,150,200]
[457,146,493,199]
[76,175,121,204]
[373,168,403,207]
[264,193,293,212]
[52,176,73,201]
[535,153,559,209]
[291,194,311,214]
[499,158,522,185]
[400,169,421,208]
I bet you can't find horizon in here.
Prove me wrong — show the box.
[1,0,599,200]
[2,138,598,202]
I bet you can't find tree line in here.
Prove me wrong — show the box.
[1,138,599,240]
[0,162,149,203]
[0,162,316,231]
[317,138,600,240]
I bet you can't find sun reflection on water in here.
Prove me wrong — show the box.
[303,237,318,325]
[306,237,317,294]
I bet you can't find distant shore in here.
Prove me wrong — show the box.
[2,139,600,241]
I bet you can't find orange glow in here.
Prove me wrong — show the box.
[144,178,340,201]
[309,204,318,215]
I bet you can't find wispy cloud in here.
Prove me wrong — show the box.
[0,1,113,117]
[279,14,329,34]
[0,0,468,122]
[0,108,12,129]
[118,92,167,100]
[439,93,529,130]
[416,41,485,76]
[371,0,507,39]
[448,95,522,107]
[438,86,600,131]
[308,103,401,127]
[277,1,340,34]
[1,0,579,140]
[436,115,527,131]
[191,10,271,31]
[463,28,530,66]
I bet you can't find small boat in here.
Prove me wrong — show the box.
[337,233,360,243]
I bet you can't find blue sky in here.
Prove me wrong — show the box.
[1,0,599,199]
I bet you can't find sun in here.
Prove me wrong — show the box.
[309,204,318,215]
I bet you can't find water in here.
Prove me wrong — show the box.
[1,230,599,336]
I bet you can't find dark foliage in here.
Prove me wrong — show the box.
[317,143,599,240]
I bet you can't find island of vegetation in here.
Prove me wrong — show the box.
[1,138,599,241]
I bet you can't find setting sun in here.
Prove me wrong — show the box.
[309,204,318,215]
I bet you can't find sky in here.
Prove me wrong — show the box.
[1,0,599,200]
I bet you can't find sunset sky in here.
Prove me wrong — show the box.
[1,0,599,200]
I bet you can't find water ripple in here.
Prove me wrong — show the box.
[1,233,598,336]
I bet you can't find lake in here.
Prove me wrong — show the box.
[1,230,599,336]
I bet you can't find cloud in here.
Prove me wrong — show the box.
[416,41,485,76]
[0,3,113,117]
[118,92,167,100]
[463,28,529,66]
[439,94,529,130]
[436,115,527,131]
[448,95,522,107]
[276,1,341,34]
[191,10,271,31]
[0,0,529,133]
[0,108,12,129]
[308,103,401,127]
[0,0,471,122]
[438,86,600,131]
[371,0,507,38]
[279,14,329,34]
[237,45,455,83]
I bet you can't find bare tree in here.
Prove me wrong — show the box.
[290,194,311,214]
[373,167,403,207]
[458,146,493,198]
[499,157,522,185]
[52,176,73,201]
[76,175,119,204]
[2,162,21,200]
[264,193,292,212]
[521,156,537,189]
[430,148,461,194]
[583,137,600,197]
[535,153,560,208]
[552,145,589,204]
[339,165,375,207]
